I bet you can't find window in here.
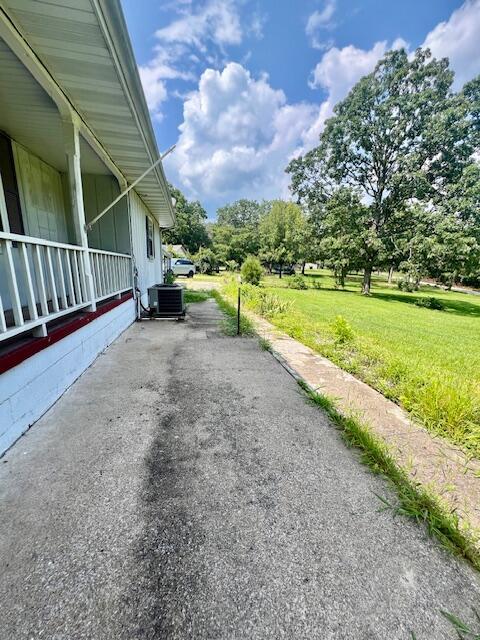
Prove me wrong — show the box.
[146,215,154,259]
[0,133,24,234]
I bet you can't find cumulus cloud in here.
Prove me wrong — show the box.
[156,0,480,206]
[139,48,196,116]
[422,0,480,89]
[155,0,242,49]
[165,63,320,200]
[306,0,336,49]
[139,0,243,120]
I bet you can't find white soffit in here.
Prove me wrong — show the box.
[1,0,175,228]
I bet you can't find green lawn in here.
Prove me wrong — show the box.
[225,270,480,458]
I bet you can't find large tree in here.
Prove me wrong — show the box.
[216,199,269,228]
[259,200,306,277]
[401,164,480,287]
[287,48,479,294]
[164,184,210,254]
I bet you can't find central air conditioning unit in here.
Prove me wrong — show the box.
[147,284,185,318]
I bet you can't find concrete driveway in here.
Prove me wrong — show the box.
[1,299,479,639]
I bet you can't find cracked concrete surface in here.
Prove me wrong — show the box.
[1,299,479,639]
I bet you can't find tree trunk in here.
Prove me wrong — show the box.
[362,265,372,295]
[301,261,306,275]
[279,264,283,279]
[388,265,394,284]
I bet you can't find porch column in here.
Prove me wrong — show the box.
[62,118,96,311]
[159,229,164,283]
[0,171,10,232]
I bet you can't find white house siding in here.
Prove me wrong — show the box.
[129,190,163,306]
[83,174,130,254]
[0,298,136,455]
[13,142,70,243]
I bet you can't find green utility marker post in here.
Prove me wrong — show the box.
[237,284,241,336]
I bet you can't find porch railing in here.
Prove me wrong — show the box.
[0,231,132,343]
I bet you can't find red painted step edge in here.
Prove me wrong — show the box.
[0,291,133,375]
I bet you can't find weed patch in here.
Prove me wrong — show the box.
[211,290,255,336]
[297,379,480,571]
[184,290,211,304]
[441,609,480,639]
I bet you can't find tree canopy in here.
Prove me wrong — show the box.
[164,184,210,254]
[287,48,480,293]
[259,201,306,276]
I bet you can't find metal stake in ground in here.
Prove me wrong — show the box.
[237,285,241,336]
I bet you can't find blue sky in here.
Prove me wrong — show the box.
[121,0,480,218]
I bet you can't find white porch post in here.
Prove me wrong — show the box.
[0,171,10,232]
[63,117,96,311]
[159,229,164,284]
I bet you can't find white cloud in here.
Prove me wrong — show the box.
[249,11,267,40]
[165,63,320,201]
[139,49,196,116]
[306,0,336,49]
[159,1,480,207]
[305,38,408,141]
[155,0,242,49]
[422,0,480,89]
[138,0,243,121]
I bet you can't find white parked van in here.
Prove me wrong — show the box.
[171,258,196,277]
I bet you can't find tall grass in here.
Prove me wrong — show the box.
[222,272,480,458]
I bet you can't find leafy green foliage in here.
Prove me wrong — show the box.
[225,260,238,272]
[259,200,306,276]
[216,199,269,228]
[287,48,480,294]
[330,315,355,343]
[397,278,419,292]
[241,256,263,285]
[193,247,218,274]
[223,280,293,318]
[414,297,445,311]
[287,274,308,289]
[164,269,175,285]
[164,184,210,253]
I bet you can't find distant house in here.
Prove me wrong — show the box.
[170,244,189,258]
[0,0,175,454]
[162,245,173,273]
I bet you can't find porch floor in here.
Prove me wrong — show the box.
[1,300,480,639]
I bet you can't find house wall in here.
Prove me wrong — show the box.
[12,141,70,243]
[0,297,136,455]
[129,190,163,306]
[83,174,130,254]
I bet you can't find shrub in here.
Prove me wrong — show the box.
[225,260,238,272]
[330,315,355,343]
[255,291,292,317]
[193,247,217,274]
[238,284,292,317]
[414,297,445,310]
[164,268,175,285]
[287,274,308,289]
[312,279,323,290]
[397,278,418,292]
[241,256,263,285]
